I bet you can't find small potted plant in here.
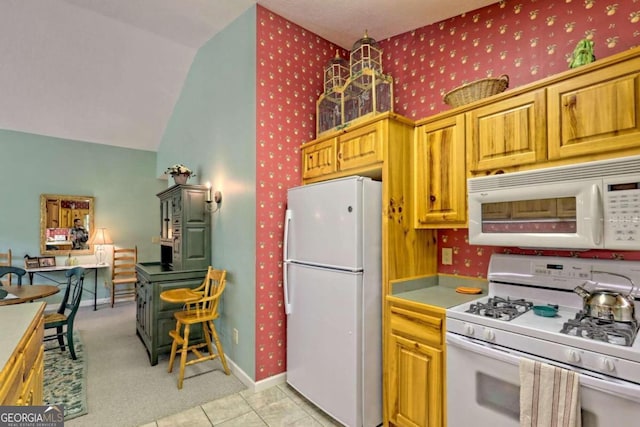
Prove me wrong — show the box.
[166,164,196,185]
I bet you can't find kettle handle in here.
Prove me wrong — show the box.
[574,284,591,299]
[591,270,636,299]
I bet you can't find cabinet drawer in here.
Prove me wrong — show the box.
[302,138,338,179]
[22,316,44,380]
[337,122,383,172]
[19,349,44,406]
[0,354,25,405]
[390,305,443,347]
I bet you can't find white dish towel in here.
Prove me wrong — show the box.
[519,358,581,427]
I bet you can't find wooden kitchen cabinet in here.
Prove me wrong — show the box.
[302,114,395,183]
[432,46,640,177]
[386,297,444,427]
[414,115,466,228]
[0,303,45,406]
[547,55,640,160]
[466,89,547,174]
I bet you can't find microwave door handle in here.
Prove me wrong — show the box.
[591,184,603,246]
[283,209,293,315]
[446,332,640,402]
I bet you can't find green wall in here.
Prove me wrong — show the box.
[157,6,257,379]
[0,131,165,302]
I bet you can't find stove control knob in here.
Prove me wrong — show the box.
[566,350,581,363]
[600,358,615,372]
[463,323,475,336]
[483,329,495,341]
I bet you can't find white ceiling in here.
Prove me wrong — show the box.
[0,0,496,152]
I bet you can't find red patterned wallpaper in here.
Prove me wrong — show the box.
[255,1,640,380]
[255,6,345,380]
[376,0,640,278]
[379,0,640,119]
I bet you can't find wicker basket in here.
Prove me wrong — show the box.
[443,74,509,107]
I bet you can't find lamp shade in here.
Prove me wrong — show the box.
[89,228,113,246]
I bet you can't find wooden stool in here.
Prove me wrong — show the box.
[167,267,230,389]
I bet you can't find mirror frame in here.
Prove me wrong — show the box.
[40,194,95,256]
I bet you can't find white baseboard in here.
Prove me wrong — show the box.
[225,356,286,393]
[79,297,110,308]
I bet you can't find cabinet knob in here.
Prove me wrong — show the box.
[564,94,577,108]
[429,195,436,202]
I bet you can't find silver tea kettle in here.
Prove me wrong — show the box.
[573,271,637,323]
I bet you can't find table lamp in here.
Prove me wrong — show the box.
[89,228,113,265]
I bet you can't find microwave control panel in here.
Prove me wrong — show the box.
[602,176,640,249]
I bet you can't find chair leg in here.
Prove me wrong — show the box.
[209,321,230,375]
[168,320,181,373]
[56,326,65,351]
[202,322,214,355]
[67,325,77,360]
[178,324,191,389]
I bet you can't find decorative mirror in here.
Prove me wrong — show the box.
[40,194,95,256]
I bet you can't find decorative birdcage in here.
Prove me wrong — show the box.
[317,52,349,135]
[317,89,343,135]
[324,51,349,93]
[315,31,393,136]
[342,69,393,123]
[350,31,383,75]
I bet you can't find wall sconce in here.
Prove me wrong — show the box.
[206,182,222,213]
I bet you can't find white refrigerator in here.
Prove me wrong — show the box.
[283,176,382,427]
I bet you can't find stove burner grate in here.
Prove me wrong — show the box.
[560,312,639,347]
[466,296,533,321]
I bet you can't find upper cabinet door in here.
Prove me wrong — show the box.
[414,115,466,228]
[466,89,547,173]
[547,57,640,160]
[337,121,384,173]
[301,138,338,180]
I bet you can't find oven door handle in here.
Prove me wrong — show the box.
[446,332,640,403]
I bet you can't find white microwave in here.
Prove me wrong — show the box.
[467,155,640,250]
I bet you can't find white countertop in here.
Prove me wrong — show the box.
[0,303,46,370]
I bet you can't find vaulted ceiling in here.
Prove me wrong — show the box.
[0,0,495,151]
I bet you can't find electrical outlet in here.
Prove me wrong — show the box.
[233,328,239,345]
[442,248,453,265]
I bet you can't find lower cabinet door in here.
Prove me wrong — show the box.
[388,333,443,427]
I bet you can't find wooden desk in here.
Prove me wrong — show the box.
[25,264,109,311]
[0,284,59,306]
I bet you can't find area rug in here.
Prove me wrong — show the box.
[43,331,88,421]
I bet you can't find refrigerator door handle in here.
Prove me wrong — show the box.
[283,209,293,314]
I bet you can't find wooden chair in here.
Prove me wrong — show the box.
[44,267,85,360]
[168,267,230,389]
[0,249,11,285]
[108,246,137,308]
[0,266,25,286]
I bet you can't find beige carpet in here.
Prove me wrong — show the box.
[64,301,246,427]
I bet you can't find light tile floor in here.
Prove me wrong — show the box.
[138,383,344,427]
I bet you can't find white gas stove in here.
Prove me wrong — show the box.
[446,254,640,426]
